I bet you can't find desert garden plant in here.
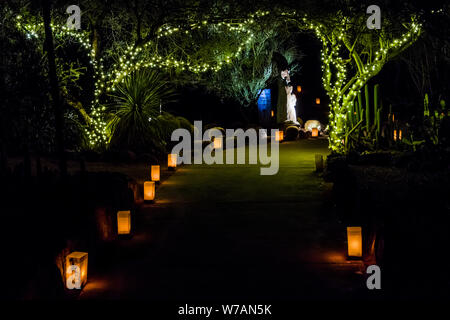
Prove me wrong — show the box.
[106,68,175,151]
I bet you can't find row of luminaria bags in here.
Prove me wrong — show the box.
[65,153,363,290]
[65,154,178,290]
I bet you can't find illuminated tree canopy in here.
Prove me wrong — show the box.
[288,7,422,151]
[9,0,427,152]
[12,3,267,147]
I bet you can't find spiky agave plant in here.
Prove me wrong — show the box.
[107,68,175,150]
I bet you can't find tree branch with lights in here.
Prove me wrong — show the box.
[290,9,422,152]
[13,3,271,149]
[13,1,424,153]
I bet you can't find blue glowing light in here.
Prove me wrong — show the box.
[257,89,271,112]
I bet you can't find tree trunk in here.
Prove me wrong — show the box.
[67,99,92,124]
[0,128,7,175]
[42,0,67,177]
[0,24,7,174]
[92,27,99,58]
[23,123,32,178]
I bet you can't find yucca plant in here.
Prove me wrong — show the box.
[107,68,175,150]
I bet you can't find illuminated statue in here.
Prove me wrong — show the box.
[276,69,290,124]
[286,84,298,124]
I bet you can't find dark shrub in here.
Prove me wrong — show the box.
[298,129,307,139]
[177,116,194,133]
[285,126,299,141]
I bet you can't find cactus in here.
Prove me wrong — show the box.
[376,108,381,144]
[374,84,380,122]
[348,100,354,128]
[424,93,430,117]
[373,85,382,145]
[365,85,370,132]
[357,92,363,122]
[345,83,384,151]
[422,93,441,145]
[376,108,381,134]
[440,100,447,119]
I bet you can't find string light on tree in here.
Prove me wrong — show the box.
[15,9,422,152]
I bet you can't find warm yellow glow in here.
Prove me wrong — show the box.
[297,85,302,93]
[151,165,160,182]
[271,110,274,117]
[316,98,321,105]
[66,252,88,289]
[399,130,402,140]
[168,154,177,168]
[393,129,397,141]
[144,181,155,201]
[213,137,222,149]
[117,210,131,234]
[275,131,283,142]
[347,227,362,257]
[311,128,319,137]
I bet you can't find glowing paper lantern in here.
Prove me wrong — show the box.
[117,210,131,235]
[168,154,177,170]
[399,130,402,141]
[393,130,397,141]
[275,130,284,142]
[297,85,302,93]
[347,227,362,258]
[271,110,274,117]
[144,181,155,202]
[151,165,160,182]
[316,98,321,105]
[213,137,222,149]
[66,252,88,289]
[311,128,319,137]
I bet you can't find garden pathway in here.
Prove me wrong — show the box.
[80,138,367,300]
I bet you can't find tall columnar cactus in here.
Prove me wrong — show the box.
[348,100,355,128]
[374,84,381,141]
[358,92,363,123]
[345,83,383,151]
[376,108,381,142]
[424,93,430,117]
[365,85,370,132]
[374,84,380,123]
[422,93,443,145]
